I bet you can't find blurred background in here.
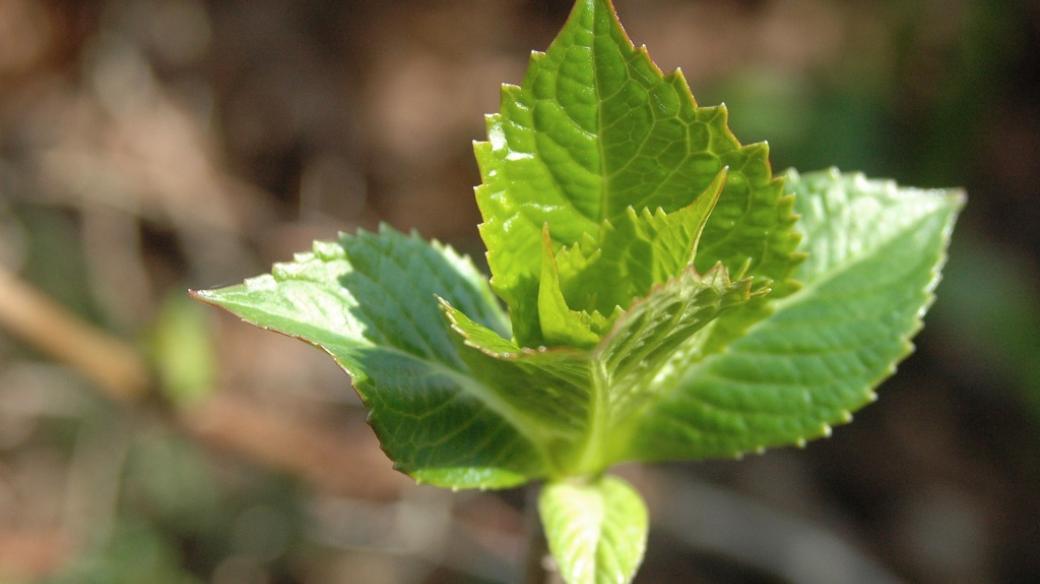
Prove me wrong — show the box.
[0,0,1037,582]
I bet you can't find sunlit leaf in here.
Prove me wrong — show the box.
[475,0,800,346]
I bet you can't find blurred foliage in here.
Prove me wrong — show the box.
[150,292,216,407]
[44,520,202,584]
[933,237,1040,419]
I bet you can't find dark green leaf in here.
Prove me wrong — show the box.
[195,226,547,489]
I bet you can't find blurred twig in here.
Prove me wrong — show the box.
[0,265,149,400]
[183,392,407,501]
[0,265,408,501]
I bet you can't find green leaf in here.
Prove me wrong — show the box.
[626,169,964,461]
[539,475,648,584]
[475,0,800,347]
[193,226,549,489]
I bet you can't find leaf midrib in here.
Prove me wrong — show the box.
[592,3,612,224]
[771,198,952,315]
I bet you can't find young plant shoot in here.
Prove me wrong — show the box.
[195,1,964,582]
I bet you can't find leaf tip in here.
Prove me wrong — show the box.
[188,286,230,307]
[946,188,968,210]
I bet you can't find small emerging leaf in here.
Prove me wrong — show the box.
[558,168,728,317]
[539,475,648,584]
[599,264,760,426]
[538,226,605,348]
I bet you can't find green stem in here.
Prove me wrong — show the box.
[574,360,610,475]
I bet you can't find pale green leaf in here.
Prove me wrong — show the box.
[625,169,964,461]
[475,0,800,346]
[539,475,648,584]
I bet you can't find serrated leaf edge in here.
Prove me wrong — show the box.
[193,225,558,490]
[667,168,965,461]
